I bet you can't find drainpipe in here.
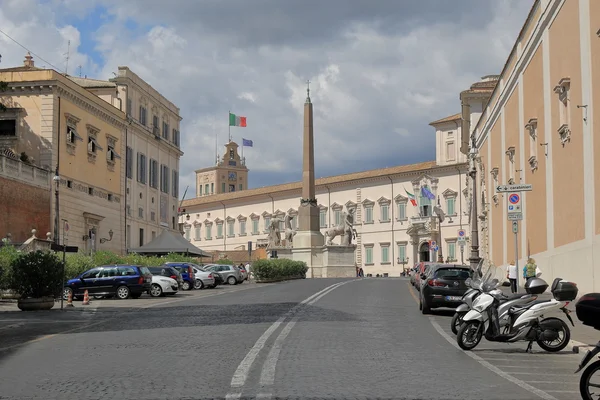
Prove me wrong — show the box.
[325,186,331,227]
[220,201,226,251]
[267,193,274,214]
[387,176,394,267]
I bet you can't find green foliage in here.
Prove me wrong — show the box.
[9,251,63,298]
[252,259,308,281]
[215,258,234,265]
[63,251,201,279]
[0,245,19,290]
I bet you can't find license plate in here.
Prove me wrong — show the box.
[446,296,462,301]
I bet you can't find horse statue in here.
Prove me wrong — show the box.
[325,207,357,246]
[284,213,297,248]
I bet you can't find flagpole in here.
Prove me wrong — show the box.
[228,110,231,142]
[241,140,244,163]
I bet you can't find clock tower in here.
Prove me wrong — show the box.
[194,141,249,197]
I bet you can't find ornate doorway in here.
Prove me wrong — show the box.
[419,242,430,262]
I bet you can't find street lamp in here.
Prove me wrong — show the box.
[100,229,114,244]
[468,135,482,275]
[397,256,410,275]
[53,166,60,244]
[433,197,446,263]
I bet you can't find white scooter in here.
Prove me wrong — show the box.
[457,276,577,352]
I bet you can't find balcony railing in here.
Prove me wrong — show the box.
[0,154,50,189]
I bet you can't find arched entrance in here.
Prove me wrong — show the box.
[419,242,430,262]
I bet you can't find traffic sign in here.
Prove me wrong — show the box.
[508,193,520,204]
[434,246,439,251]
[457,229,466,238]
[508,213,523,221]
[430,241,436,247]
[507,192,522,214]
[512,221,519,233]
[63,221,69,232]
[496,184,533,193]
[459,241,466,248]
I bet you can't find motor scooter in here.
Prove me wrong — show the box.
[574,293,600,400]
[457,276,577,352]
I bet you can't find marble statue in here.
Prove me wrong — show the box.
[325,206,357,246]
[284,213,297,248]
[266,216,284,249]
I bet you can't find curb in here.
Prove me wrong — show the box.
[571,339,595,354]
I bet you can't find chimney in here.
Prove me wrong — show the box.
[23,52,34,68]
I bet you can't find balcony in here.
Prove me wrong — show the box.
[0,153,50,189]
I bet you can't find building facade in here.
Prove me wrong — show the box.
[82,67,184,250]
[195,141,249,197]
[467,0,600,293]
[0,55,126,253]
[181,117,477,276]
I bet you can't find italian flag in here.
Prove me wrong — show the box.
[405,188,418,206]
[229,113,247,127]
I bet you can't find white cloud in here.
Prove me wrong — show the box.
[0,0,534,195]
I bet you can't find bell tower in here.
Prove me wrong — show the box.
[194,141,249,197]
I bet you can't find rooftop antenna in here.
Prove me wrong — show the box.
[64,40,71,75]
[78,65,82,78]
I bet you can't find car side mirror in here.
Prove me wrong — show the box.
[420,274,426,280]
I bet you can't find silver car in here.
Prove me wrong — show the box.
[203,264,243,285]
[191,265,216,289]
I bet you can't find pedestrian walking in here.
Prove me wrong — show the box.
[506,260,518,293]
[523,257,538,283]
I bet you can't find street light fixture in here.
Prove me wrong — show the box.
[468,135,482,275]
[397,256,410,275]
[100,229,114,244]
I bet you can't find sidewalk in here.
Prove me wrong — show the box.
[499,287,598,352]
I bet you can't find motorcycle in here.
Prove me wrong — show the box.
[574,293,600,400]
[450,265,538,335]
[457,273,578,353]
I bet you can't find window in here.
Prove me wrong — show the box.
[162,121,169,139]
[205,184,209,195]
[137,153,147,184]
[138,207,144,219]
[217,223,223,238]
[184,226,190,240]
[365,246,374,265]
[221,182,225,193]
[66,125,82,145]
[364,206,373,223]
[153,115,159,130]
[240,220,246,235]
[150,211,156,222]
[227,221,235,237]
[264,216,271,231]
[160,164,170,193]
[87,126,102,156]
[211,183,214,194]
[381,245,390,263]
[194,226,201,241]
[139,228,144,247]
[252,219,259,234]
[239,184,243,191]
[397,202,406,220]
[419,186,432,217]
[149,159,158,188]
[126,98,132,116]
[125,146,133,179]
[380,204,389,222]
[205,225,212,240]
[448,242,456,261]
[446,141,456,161]
[172,128,180,146]
[139,106,147,126]
[334,210,341,226]
[397,243,407,262]
[291,216,297,230]
[446,198,455,216]
[172,170,178,198]
[320,210,327,228]
[229,184,235,192]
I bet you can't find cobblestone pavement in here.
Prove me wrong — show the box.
[0,277,594,399]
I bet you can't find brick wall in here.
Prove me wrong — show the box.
[0,176,51,242]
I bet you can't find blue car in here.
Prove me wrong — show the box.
[163,262,196,291]
[64,265,152,300]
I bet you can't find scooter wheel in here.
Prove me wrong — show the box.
[451,312,465,335]
[536,318,570,352]
[457,321,482,351]
[580,359,600,400]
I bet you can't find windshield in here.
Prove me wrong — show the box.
[467,259,502,292]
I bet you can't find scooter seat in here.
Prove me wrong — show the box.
[500,292,531,301]
[511,299,548,309]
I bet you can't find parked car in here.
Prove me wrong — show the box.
[64,265,152,300]
[149,275,179,297]
[236,265,248,281]
[148,266,184,290]
[164,262,196,290]
[202,264,243,285]
[190,265,216,289]
[414,262,436,291]
[418,264,473,314]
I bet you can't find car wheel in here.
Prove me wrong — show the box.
[182,281,191,291]
[116,285,130,300]
[227,276,237,285]
[194,279,204,290]
[150,284,163,297]
[421,294,431,315]
[63,287,73,300]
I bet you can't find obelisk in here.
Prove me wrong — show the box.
[293,81,324,273]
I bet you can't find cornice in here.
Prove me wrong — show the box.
[56,85,127,130]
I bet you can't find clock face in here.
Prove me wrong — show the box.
[229,172,237,181]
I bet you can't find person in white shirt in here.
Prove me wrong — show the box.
[506,261,518,293]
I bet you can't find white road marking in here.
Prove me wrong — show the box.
[225,391,242,399]
[0,323,24,331]
[429,318,559,400]
[225,280,355,397]
[256,393,272,399]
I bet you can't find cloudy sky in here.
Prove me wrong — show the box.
[0,0,532,198]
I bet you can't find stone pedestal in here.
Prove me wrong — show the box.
[322,245,357,278]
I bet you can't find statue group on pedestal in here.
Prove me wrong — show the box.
[266,213,297,249]
[325,206,356,246]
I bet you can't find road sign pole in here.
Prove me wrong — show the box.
[514,221,519,290]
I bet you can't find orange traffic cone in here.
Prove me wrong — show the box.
[82,289,90,305]
[66,291,74,307]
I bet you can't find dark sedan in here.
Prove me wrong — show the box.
[419,264,472,314]
[64,265,152,300]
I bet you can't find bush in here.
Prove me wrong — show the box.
[9,250,63,299]
[252,259,308,281]
[0,245,19,290]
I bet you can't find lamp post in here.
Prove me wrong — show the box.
[468,135,481,274]
[398,256,410,275]
[433,197,445,263]
[100,229,114,244]
[53,166,60,244]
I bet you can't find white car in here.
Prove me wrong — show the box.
[148,276,179,297]
[192,266,216,289]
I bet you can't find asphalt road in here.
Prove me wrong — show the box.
[0,278,587,400]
